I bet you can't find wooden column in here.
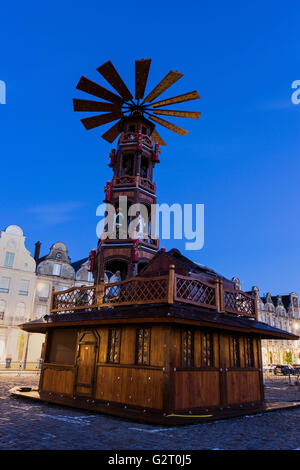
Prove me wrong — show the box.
[168,265,175,304]
[96,278,105,310]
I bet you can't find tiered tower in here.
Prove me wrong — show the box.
[72,58,201,283]
[92,116,161,283]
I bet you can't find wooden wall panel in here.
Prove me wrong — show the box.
[226,370,262,404]
[95,366,163,409]
[174,371,220,410]
[97,328,108,363]
[172,327,182,368]
[150,326,165,367]
[194,330,202,367]
[120,327,136,364]
[42,367,74,396]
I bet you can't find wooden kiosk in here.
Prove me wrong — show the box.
[19,60,299,424]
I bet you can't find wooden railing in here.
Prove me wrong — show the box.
[50,266,257,319]
[112,175,156,194]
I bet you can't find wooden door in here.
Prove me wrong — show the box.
[75,331,98,396]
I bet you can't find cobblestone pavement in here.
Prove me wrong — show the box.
[1,374,300,450]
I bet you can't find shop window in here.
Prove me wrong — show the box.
[229,335,240,368]
[244,337,255,368]
[107,328,121,363]
[135,328,151,365]
[202,331,214,367]
[182,329,194,367]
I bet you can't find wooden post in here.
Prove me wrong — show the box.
[168,265,175,304]
[96,278,105,310]
[215,279,224,312]
[219,280,225,312]
[215,279,221,312]
[50,286,56,314]
[253,290,259,321]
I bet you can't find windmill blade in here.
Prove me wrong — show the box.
[97,61,133,101]
[151,129,166,146]
[153,109,201,119]
[102,120,122,143]
[80,112,123,130]
[76,76,124,105]
[151,91,200,108]
[143,71,184,103]
[73,98,122,113]
[148,114,189,136]
[135,58,151,100]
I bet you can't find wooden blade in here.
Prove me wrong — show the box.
[97,61,133,101]
[102,120,122,143]
[80,112,123,130]
[151,91,200,108]
[151,129,166,146]
[153,109,201,119]
[73,98,122,113]
[76,76,124,105]
[135,58,151,100]
[143,71,184,103]
[149,114,189,136]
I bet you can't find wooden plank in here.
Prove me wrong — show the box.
[226,370,262,404]
[174,370,220,410]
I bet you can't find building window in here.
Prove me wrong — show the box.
[88,272,94,283]
[182,329,194,367]
[15,303,26,325]
[19,280,29,296]
[0,278,10,294]
[244,337,255,368]
[135,328,151,365]
[37,282,50,299]
[202,331,214,367]
[229,335,240,368]
[0,300,6,321]
[107,328,121,363]
[53,264,61,276]
[4,252,14,268]
[36,305,47,318]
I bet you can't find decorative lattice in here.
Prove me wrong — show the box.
[175,276,216,307]
[52,286,97,312]
[224,290,255,317]
[103,277,168,305]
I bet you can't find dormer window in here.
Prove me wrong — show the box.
[53,264,61,276]
[4,252,14,268]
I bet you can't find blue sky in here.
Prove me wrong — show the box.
[0,1,299,296]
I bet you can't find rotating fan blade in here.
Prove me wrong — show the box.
[97,61,133,101]
[102,120,122,143]
[135,58,151,100]
[148,114,189,136]
[76,76,124,105]
[80,112,123,130]
[153,110,201,119]
[151,91,200,108]
[143,71,184,103]
[73,98,122,113]
[151,129,166,146]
